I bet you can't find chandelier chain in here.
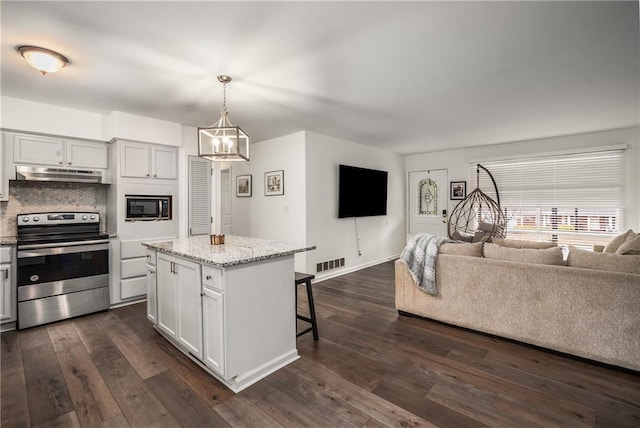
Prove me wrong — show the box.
[222,81,227,112]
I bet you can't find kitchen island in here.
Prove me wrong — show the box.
[142,235,315,392]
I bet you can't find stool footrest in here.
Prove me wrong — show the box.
[297,314,312,323]
[296,327,313,337]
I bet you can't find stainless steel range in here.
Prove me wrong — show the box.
[17,212,110,329]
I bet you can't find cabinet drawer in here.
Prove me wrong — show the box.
[121,257,146,279]
[120,239,147,259]
[0,247,12,264]
[145,249,157,266]
[202,266,223,292]
[121,277,147,299]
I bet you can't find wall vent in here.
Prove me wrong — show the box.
[316,258,345,273]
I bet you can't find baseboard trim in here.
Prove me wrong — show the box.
[313,255,399,283]
[110,297,146,309]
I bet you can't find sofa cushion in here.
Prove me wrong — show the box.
[603,229,634,253]
[492,238,557,249]
[568,247,640,274]
[483,243,564,266]
[616,234,640,255]
[439,242,483,257]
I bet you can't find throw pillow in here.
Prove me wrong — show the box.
[492,238,557,250]
[472,230,491,243]
[567,247,640,274]
[483,243,564,266]
[603,229,634,253]
[439,242,483,257]
[476,221,495,233]
[616,234,640,255]
[451,230,474,243]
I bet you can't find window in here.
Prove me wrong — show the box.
[472,148,625,249]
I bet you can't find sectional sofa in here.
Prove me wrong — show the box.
[395,240,640,371]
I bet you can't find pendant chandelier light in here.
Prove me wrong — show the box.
[198,75,249,161]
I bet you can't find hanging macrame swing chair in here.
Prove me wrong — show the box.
[448,164,507,242]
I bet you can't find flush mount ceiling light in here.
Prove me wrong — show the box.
[16,45,70,75]
[198,75,249,162]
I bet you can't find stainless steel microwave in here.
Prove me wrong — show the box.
[125,195,172,221]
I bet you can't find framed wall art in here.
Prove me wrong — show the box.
[236,174,252,197]
[450,181,466,200]
[265,170,284,196]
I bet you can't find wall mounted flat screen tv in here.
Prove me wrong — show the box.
[338,164,388,218]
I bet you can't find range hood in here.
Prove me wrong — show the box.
[16,165,108,184]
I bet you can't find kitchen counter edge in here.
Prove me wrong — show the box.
[142,237,316,268]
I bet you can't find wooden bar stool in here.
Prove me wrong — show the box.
[295,272,319,341]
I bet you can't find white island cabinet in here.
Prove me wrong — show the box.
[143,235,315,392]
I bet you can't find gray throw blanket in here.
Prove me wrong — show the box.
[400,233,452,295]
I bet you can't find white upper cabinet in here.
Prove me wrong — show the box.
[13,133,107,169]
[120,141,177,180]
[152,146,178,179]
[66,141,108,169]
[120,141,151,178]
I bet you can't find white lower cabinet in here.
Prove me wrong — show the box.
[146,265,157,323]
[146,249,157,324]
[202,287,224,375]
[0,247,15,324]
[1,263,12,322]
[156,253,202,360]
[148,250,296,392]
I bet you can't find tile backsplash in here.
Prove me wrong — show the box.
[0,181,107,236]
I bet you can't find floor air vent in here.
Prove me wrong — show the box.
[316,258,345,273]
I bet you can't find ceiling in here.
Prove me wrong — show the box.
[2,1,638,155]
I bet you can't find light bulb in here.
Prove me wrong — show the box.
[223,137,233,153]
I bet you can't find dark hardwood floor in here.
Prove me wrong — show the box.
[2,261,639,427]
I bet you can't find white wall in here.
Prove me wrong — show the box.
[104,111,182,146]
[244,132,307,271]
[405,127,640,232]
[1,96,105,140]
[305,132,405,278]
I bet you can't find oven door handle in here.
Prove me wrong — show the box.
[18,239,109,250]
[18,242,109,258]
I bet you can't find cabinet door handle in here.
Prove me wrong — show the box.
[58,161,63,165]
[153,174,157,178]
[146,173,150,177]
[3,269,7,280]
[68,161,72,165]
[148,269,155,275]
[205,275,212,280]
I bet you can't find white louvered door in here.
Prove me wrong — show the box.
[189,156,212,236]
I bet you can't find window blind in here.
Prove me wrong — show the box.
[471,149,625,248]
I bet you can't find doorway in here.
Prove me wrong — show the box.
[219,167,232,234]
[408,169,448,238]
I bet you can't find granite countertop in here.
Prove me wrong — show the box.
[142,235,316,268]
[0,237,17,246]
